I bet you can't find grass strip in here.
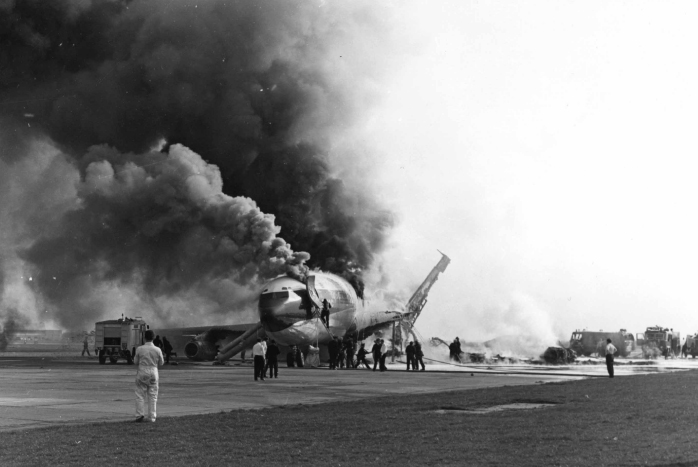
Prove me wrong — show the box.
[2,371,697,466]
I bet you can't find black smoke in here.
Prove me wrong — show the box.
[0,0,396,327]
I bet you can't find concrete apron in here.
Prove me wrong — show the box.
[0,358,579,432]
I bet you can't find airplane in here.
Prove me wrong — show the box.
[155,252,450,363]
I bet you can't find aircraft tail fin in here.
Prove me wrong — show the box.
[404,251,451,325]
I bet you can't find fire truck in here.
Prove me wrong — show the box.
[636,326,681,359]
[568,329,633,357]
[95,317,149,364]
[685,334,698,358]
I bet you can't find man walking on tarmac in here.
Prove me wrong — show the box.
[605,338,617,378]
[134,330,164,423]
[81,334,91,357]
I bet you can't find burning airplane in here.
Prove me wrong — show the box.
[179,253,450,362]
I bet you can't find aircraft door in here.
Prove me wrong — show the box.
[306,276,323,309]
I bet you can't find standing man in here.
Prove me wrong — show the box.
[414,341,425,371]
[261,337,268,356]
[133,330,164,423]
[153,335,163,351]
[320,298,332,327]
[81,333,91,357]
[295,346,304,367]
[266,339,280,378]
[252,338,266,381]
[379,338,389,372]
[605,338,617,378]
[328,336,339,369]
[338,341,346,369]
[371,339,381,371]
[344,338,355,369]
[405,342,415,371]
[287,346,296,367]
[162,336,173,364]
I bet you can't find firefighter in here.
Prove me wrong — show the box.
[356,343,371,369]
[371,339,381,371]
[286,346,296,367]
[328,336,340,369]
[344,337,355,369]
[162,337,173,364]
[338,341,346,369]
[405,341,415,370]
[295,345,304,367]
[414,341,425,371]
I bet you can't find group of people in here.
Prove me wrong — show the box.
[252,337,281,380]
[152,335,174,364]
[448,337,463,363]
[404,341,426,371]
[286,345,305,368]
[327,336,356,369]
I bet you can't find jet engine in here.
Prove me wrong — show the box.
[184,339,218,361]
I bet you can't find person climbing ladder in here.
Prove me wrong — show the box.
[320,298,332,327]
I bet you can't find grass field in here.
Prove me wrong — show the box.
[1,370,696,466]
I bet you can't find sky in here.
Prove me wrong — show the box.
[2,1,698,348]
[367,1,698,344]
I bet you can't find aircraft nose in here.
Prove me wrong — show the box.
[258,290,308,332]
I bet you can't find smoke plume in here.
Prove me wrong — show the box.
[0,308,28,351]
[0,0,399,328]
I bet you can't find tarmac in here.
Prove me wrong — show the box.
[0,355,579,432]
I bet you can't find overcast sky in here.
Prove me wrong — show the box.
[3,1,698,345]
[368,1,698,344]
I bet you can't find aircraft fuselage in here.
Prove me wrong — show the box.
[258,272,395,346]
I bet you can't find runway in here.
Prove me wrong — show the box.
[0,355,578,432]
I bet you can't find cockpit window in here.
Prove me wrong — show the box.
[259,291,289,308]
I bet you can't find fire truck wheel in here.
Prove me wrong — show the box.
[98,349,106,364]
